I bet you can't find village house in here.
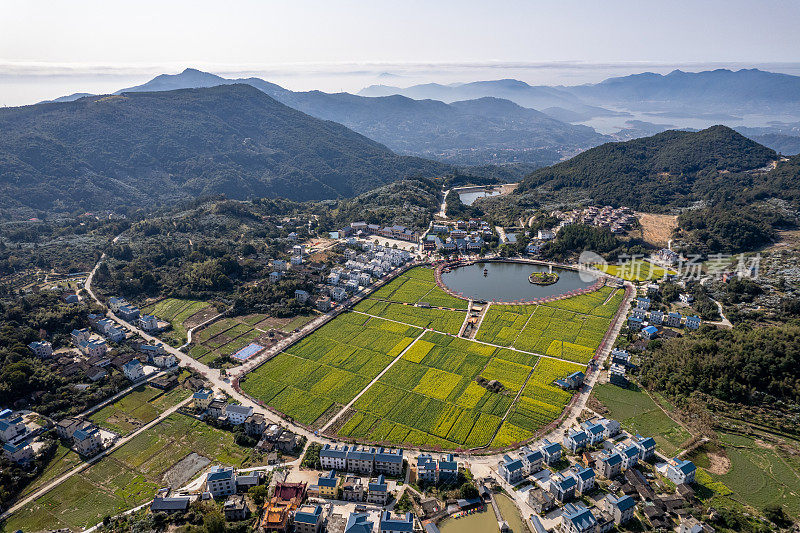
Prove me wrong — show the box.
[150,495,190,514]
[380,511,414,533]
[664,311,683,328]
[0,410,27,442]
[138,314,159,331]
[665,458,697,485]
[616,443,640,470]
[640,325,658,339]
[223,494,249,521]
[498,454,525,484]
[528,487,555,515]
[581,420,605,446]
[317,470,338,499]
[602,494,636,525]
[598,417,621,438]
[598,451,623,479]
[367,475,389,505]
[540,439,562,465]
[244,413,266,436]
[560,503,597,533]
[636,297,651,310]
[685,315,702,330]
[634,435,657,461]
[224,404,253,425]
[192,389,213,410]
[342,475,365,502]
[294,504,324,533]
[320,444,350,471]
[205,466,236,498]
[73,425,103,456]
[572,464,596,494]
[28,340,53,358]
[122,359,145,381]
[649,309,664,325]
[206,399,227,420]
[343,512,373,533]
[550,473,577,503]
[3,441,34,463]
[563,427,589,453]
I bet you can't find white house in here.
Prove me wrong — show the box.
[139,315,159,331]
[3,441,34,463]
[225,404,254,425]
[28,341,53,358]
[122,359,145,381]
[665,458,696,485]
[685,315,702,330]
[205,466,237,498]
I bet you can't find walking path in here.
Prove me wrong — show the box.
[320,328,429,433]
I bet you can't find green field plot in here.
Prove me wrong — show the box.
[489,358,585,447]
[480,357,534,392]
[141,298,211,343]
[360,301,465,335]
[241,313,421,426]
[705,433,800,518]
[369,267,468,309]
[90,385,189,435]
[2,414,263,532]
[592,383,691,456]
[339,329,517,449]
[475,305,536,346]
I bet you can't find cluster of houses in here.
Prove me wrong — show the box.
[422,219,493,253]
[192,390,302,456]
[551,206,636,235]
[628,296,702,336]
[1,408,37,463]
[319,444,405,477]
[324,244,413,302]
[334,221,421,244]
[108,296,141,322]
[56,416,105,456]
[498,415,700,532]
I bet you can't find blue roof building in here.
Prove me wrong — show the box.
[561,503,597,533]
[345,512,374,533]
[640,325,658,339]
[380,511,414,533]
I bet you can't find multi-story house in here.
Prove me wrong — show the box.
[123,359,145,381]
[602,494,636,525]
[665,458,696,485]
[28,340,53,358]
[367,475,389,505]
[598,452,623,479]
[341,475,364,502]
[539,439,562,465]
[294,505,324,533]
[571,465,596,494]
[205,466,236,498]
[379,511,414,533]
[581,420,605,446]
[633,435,657,461]
[561,503,597,533]
[224,404,253,425]
[320,444,349,471]
[374,447,403,476]
[73,425,103,456]
[317,470,338,499]
[563,428,589,453]
[499,454,525,484]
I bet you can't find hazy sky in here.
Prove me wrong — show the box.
[2,0,800,105]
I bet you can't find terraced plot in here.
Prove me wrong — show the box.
[3,414,264,532]
[240,312,422,426]
[90,385,190,435]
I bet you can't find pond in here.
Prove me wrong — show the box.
[438,494,530,533]
[458,188,502,205]
[440,261,597,303]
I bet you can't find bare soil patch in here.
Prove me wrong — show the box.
[706,449,732,475]
[162,452,211,488]
[636,212,678,247]
[184,306,220,329]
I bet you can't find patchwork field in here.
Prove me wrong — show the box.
[141,297,213,345]
[241,266,624,450]
[188,313,316,365]
[2,413,264,532]
[240,312,423,427]
[89,384,190,435]
[474,286,621,364]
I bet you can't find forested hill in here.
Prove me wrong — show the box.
[0,84,450,216]
[514,125,777,211]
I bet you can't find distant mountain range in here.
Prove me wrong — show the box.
[44,68,610,166]
[567,68,800,111]
[0,84,450,215]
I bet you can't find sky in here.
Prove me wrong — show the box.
[2,0,800,106]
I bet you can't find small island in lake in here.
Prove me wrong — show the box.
[529,271,559,285]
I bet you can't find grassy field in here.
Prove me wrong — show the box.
[89,385,190,435]
[1,413,264,532]
[141,297,212,345]
[591,383,691,456]
[18,444,82,499]
[241,312,422,427]
[596,259,675,282]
